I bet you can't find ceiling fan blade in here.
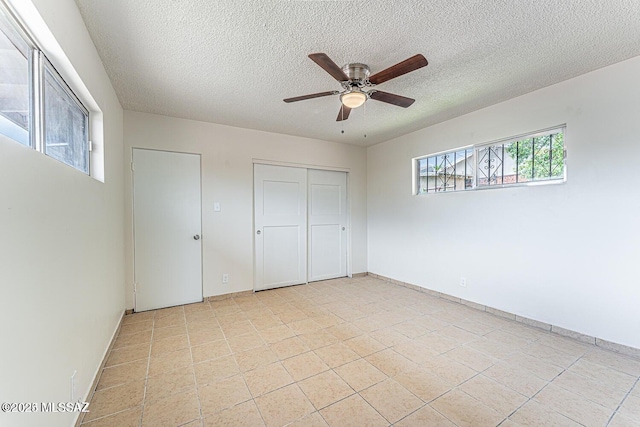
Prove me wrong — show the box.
[336,105,351,121]
[369,90,415,108]
[309,53,349,82]
[369,54,428,85]
[283,91,336,103]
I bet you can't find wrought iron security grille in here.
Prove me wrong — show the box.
[476,130,564,188]
[415,128,565,195]
[417,148,474,193]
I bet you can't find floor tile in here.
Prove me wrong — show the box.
[113,330,153,349]
[96,359,148,390]
[445,345,497,372]
[227,331,265,353]
[150,334,189,356]
[618,394,640,420]
[141,389,200,427]
[483,361,548,397]
[119,320,153,336]
[334,358,387,392]
[188,326,224,346]
[148,348,192,376]
[319,394,388,427]
[243,361,294,397]
[394,405,456,427]
[458,374,528,417]
[344,334,386,357]
[609,411,640,427]
[235,345,279,372]
[145,365,196,403]
[83,380,145,422]
[431,390,504,427]
[254,384,315,427]
[553,370,629,409]
[509,400,582,426]
[298,330,339,350]
[83,278,640,427]
[194,354,239,386]
[365,348,416,377]
[152,324,187,341]
[360,378,423,423]
[314,342,360,368]
[281,351,330,381]
[80,407,142,427]
[298,370,355,410]
[198,374,252,416]
[191,339,231,363]
[286,411,329,427]
[105,343,150,367]
[568,358,637,391]
[394,367,452,402]
[269,336,310,360]
[153,313,185,329]
[203,399,265,427]
[258,324,296,344]
[533,383,612,427]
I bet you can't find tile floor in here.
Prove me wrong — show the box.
[79,276,640,427]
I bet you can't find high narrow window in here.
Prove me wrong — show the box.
[43,60,89,174]
[0,3,91,175]
[417,148,474,193]
[0,6,31,146]
[415,127,565,195]
[477,130,564,187]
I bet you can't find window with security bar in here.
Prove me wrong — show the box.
[415,127,565,195]
[476,129,565,187]
[417,148,475,193]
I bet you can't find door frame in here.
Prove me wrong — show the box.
[131,147,204,312]
[252,159,352,292]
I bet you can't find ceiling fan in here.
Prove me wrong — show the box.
[284,53,428,121]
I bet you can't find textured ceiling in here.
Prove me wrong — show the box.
[75,0,640,146]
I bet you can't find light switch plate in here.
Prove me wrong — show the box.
[214,202,221,212]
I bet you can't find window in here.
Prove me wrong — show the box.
[44,60,89,174]
[417,148,474,193]
[415,127,565,194]
[0,5,31,146]
[0,3,90,174]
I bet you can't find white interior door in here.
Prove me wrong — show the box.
[133,149,203,311]
[254,164,307,291]
[308,169,348,282]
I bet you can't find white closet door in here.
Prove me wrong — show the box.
[133,149,203,311]
[254,164,307,291]
[308,169,347,282]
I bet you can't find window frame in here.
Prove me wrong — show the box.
[0,1,92,175]
[413,125,567,195]
[42,55,90,174]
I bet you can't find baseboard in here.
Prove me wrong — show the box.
[352,272,368,278]
[368,272,640,359]
[74,310,125,427]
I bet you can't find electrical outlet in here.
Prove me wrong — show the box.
[222,274,229,284]
[460,277,467,287]
[71,370,77,401]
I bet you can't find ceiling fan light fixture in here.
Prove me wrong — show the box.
[340,90,367,109]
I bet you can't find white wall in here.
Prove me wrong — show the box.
[124,111,367,308]
[0,1,124,426]
[367,56,640,349]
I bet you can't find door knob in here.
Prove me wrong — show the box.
[342,227,345,231]
[193,235,200,240]
[257,230,261,235]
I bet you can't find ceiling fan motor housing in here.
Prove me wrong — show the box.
[342,63,370,84]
